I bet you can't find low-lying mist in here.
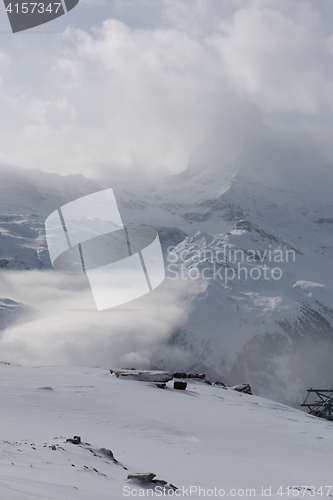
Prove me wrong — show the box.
[0,270,193,369]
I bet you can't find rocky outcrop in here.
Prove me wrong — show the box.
[213,381,227,387]
[127,472,178,491]
[188,373,206,379]
[66,436,81,444]
[231,384,252,395]
[173,372,188,378]
[127,473,156,484]
[174,381,187,390]
[110,369,173,383]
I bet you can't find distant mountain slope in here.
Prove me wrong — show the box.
[0,298,31,331]
[116,128,333,405]
[0,126,333,406]
[0,165,101,216]
[0,165,101,270]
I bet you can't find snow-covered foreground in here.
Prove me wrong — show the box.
[0,363,332,499]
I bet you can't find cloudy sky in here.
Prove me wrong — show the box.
[0,0,332,180]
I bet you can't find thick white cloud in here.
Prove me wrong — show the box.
[0,0,332,178]
[0,20,226,179]
[0,270,193,367]
[216,3,330,113]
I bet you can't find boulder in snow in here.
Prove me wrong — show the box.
[232,384,252,395]
[110,369,173,383]
[213,381,227,387]
[66,436,81,445]
[174,381,187,390]
[127,473,156,484]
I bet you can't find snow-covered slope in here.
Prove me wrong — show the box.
[115,127,333,405]
[0,165,101,270]
[0,165,101,216]
[0,298,31,331]
[0,363,332,499]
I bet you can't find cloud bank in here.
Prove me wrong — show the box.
[0,270,193,367]
[0,0,332,179]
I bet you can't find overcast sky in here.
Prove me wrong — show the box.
[0,0,332,180]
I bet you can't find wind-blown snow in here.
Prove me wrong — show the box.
[0,363,332,499]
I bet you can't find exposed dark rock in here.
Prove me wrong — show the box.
[110,369,173,382]
[152,480,178,491]
[99,448,115,460]
[127,473,178,491]
[235,220,253,231]
[232,384,252,395]
[66,436,81,445]
[173,372,188,378]
[188,373,205,379]
[127,473,156,484]
[154,226,188,246]
[315,218,333,224]
[174,381,187,390]
[155,383,166,389]
[213,381,227,387]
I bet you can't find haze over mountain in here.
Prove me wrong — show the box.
[0,119,332,406]
[117,120,333,405]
